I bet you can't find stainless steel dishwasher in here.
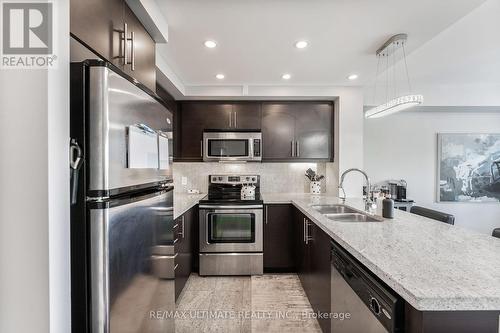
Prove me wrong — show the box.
[331,241,403,333]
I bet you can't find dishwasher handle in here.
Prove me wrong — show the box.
[332,250,357,281]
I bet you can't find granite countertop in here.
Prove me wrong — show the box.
[173,193,206,219]
[173,192,500,310]
[262,193,500,311]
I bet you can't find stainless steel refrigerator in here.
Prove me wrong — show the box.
[70,60,175,333]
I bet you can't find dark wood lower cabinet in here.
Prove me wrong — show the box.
[295,207,310,291]
[174,206,196,301]
[294,207,331,333]
[263,204,295,272]
[274,207,499,333]
[309,221,332,333]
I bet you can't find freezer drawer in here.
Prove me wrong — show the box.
[151,253,177,280]
[89,189,175,333]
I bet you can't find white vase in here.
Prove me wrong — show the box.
[310,181,321,194]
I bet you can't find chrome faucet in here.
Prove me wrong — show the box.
[338,168,375,212]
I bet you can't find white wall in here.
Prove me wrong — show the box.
[363,0,500,106]
[0,1,70,332]
[48,1,71,331]
[364,110,500,235]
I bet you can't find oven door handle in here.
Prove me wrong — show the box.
[199,205,263,209]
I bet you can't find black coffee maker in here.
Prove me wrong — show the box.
[388,180,407,201]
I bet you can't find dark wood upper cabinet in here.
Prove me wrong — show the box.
[179,102,232,160]
[177,101,262,160]
[295,102,332,160]
[70,0,156,91]
[262,102,333,161]
[263,204,295,271]
[262,103,296,159]
[232,102,262,129]
[70,0,120,63]
[123,4,156,90]
[176,100,333,161]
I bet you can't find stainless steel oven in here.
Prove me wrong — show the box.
[199,204,263,253]
[198,204,263,275]
[203,131,262,162]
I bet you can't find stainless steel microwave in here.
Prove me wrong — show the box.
[203,131,262,162]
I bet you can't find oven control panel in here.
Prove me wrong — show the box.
[209,175,259,185]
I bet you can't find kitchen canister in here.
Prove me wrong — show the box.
[310,181,321,194]
[241,184,256,199]
[382,195,395,219]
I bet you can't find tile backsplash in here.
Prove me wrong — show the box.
[173,162,334,194]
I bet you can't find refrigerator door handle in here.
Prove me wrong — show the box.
[70,139,84,205]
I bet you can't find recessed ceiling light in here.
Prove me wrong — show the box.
[295,40,309,49]
[347,74,359,80]
[215,73,225,79]
[204,40,217,48]
[282,73,291,80]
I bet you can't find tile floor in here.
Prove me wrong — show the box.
[175,273,322,333]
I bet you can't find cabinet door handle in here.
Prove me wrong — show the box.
[234,111,237,128]
[180,216,185,239]
[200,140,203,157]
[229,111,232,127]
[121,23,128,66]
[291,140,295,157]
[265,206,268,224]
[124,25,134,70]
[303,218,306,243]
[130,31,135,71]
[305,219,309,245]
[296,141,300,157]
[305,220,313,244]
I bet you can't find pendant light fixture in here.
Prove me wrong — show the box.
[365,34,423,119]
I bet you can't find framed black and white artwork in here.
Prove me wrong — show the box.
[437,133,500,203]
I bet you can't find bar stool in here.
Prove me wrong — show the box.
[492,228,500,239]
[409,206,455,225]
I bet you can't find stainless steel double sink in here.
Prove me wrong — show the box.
[310,204,384,222]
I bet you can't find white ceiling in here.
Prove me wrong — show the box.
[155,0,486,88]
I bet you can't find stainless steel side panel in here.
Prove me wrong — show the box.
[90,208,109,333]
[90,190,175,333]
[88,66,173,193]
[199,208,263,253]
[199,253,263,276]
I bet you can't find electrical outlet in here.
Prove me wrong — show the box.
[181,177,187,185]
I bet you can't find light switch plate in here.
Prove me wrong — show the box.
[181,176,187,185]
